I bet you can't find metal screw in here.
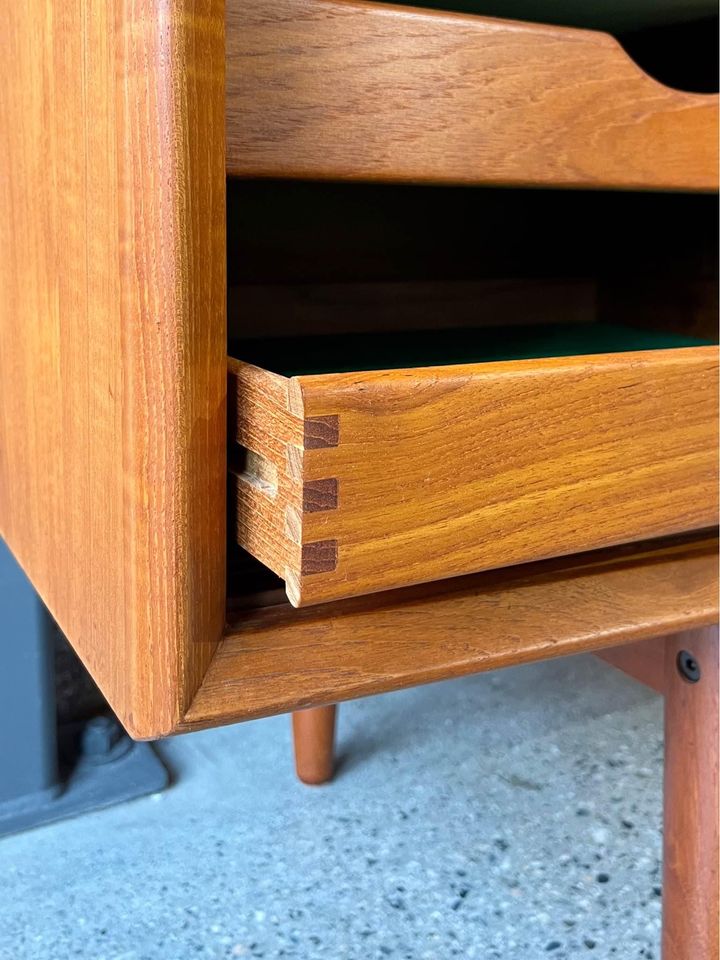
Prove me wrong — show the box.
[676,650,701,683]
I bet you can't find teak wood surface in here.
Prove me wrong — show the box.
[0,1,226,738]
[662,627,720,960]
[226,0,719,190]
[292,706,338,785]
[230,348,719,607]
[183,534,719,730]
[595,637,666,694]
[1,0,717,747]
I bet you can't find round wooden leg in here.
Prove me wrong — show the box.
[662,626,719,960]
[292,705,337,785]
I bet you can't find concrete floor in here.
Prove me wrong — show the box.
[2,655,664,960]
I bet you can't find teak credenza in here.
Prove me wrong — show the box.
[0,1,718,956]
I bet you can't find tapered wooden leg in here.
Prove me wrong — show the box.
[292,705,337,785]
[663,627,719,960]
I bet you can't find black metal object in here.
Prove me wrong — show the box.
[676,649,702,684]
[0,540,169,837]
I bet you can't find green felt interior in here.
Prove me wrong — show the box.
[233,323,713,378]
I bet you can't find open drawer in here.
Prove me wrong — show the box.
[229,325,719,607]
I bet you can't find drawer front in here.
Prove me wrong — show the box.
[230,347,719,606]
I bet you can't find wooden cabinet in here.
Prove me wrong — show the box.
[0,0,717,741]
[3,2,717,950]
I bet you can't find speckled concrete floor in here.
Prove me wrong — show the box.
[2,654,664,960]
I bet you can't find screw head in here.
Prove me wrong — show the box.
[677,650,701,683]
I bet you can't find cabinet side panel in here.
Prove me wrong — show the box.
[0,1,226,737]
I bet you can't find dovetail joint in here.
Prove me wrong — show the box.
[304,415,339,449]
[301,540,338,575]
[303,478,339,513]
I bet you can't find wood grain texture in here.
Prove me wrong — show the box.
[229,360,303,585]
[182,534,719,729]
[226,0,719,190]
[0,1,226,738]
[595,637,666,693]
[231,347,719,607]
[303,479,339,514]
[663,627,719,960]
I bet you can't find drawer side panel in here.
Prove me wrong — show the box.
[292,347,719,604]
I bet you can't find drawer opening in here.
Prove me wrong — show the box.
[225,336,718,609]
[228,180,718,345]
[225,180,718,611]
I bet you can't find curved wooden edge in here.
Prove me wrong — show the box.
[226,0,719,190]
[0,1,226,740]
[120,0,227,735]
[179,533,719,732]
